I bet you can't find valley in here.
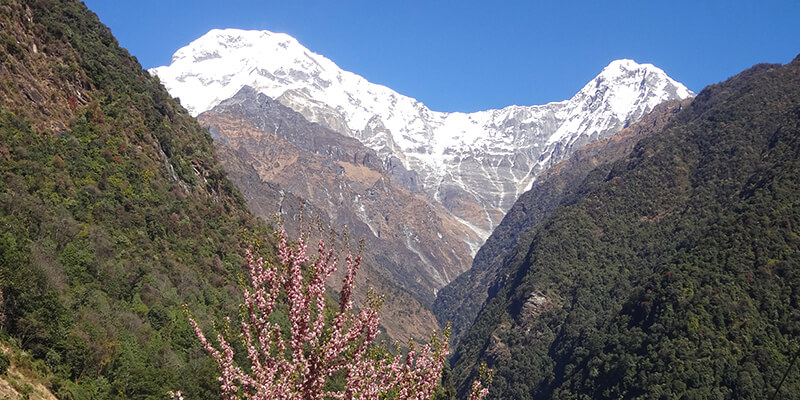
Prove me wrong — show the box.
[1,1,798,398]
[151,29,692,344]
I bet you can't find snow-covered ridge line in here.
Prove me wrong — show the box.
[151,28,693,241]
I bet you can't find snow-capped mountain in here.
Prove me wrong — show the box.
[151,28,693,242]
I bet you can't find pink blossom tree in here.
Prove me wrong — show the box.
[187,230,489,400]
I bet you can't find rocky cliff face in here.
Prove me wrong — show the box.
[150,29,693,242]
[199,87,482,342]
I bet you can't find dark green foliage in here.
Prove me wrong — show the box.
[433,361,457,400]
[0,0,271,397]
[434,100,687,345]
[0,351,9,375]
[452,56,800,399]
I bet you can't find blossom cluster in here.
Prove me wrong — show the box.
[187,230,486,400]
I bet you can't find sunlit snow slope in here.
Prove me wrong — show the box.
[151,29,692,242]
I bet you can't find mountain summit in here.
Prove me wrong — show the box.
[152,28,692,242]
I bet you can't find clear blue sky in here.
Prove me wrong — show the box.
[83,0,799,113]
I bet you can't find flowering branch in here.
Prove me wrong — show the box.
[187,230,457,400]
[466,363,492,400]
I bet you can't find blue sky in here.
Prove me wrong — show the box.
[84,0,799,113]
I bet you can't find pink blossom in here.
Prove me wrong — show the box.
[185,230,478,400]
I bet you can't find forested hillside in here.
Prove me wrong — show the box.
[0,0,272,398]
[434,99,690,345]
[452,57,800,399]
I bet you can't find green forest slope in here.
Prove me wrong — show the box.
[434,99,689,345]
[0,0,272,398]
[453,57,800,399]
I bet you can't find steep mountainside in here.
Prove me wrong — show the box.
[435,98,692,344]
[151,29,693,240]
[199,87,482,342]
[0,344,58,400]
[452,57,800,399]
[0,1,271,398]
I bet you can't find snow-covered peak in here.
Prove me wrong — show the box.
[602,58,646,74]
[153,28,342,116]
[151,30,690,148]
[592,59,693,108]
[151,28,693,242]
[151,28,424,139]
[544,59,693,146]
[595,59,693,102]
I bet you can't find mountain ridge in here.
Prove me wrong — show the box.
[151,28,693,241]
[199,87,482,342]
[451,57,800,399]
[434,97,693,344]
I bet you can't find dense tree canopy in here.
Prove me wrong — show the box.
[0,0,273,397]
[453,57,800,399]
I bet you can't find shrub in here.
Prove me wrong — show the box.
[185,230,489,400]
[0,350,9,375]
